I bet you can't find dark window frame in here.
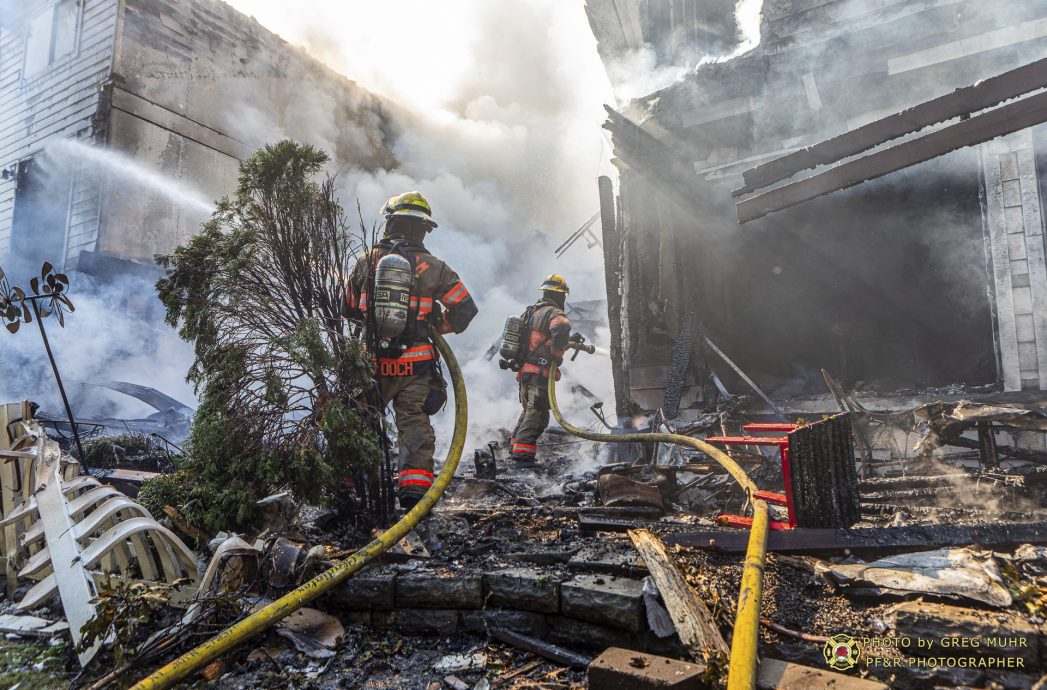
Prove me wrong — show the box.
[22,0,82,81]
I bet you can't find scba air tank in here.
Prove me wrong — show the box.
[499,315,528,362]
[373,253,414,341]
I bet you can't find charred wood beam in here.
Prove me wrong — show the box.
[858,474,975,491]
[859,485,1012,502]
[578,514,663,533]
[859,503,998,516]
[664,520,1047,555]
[661,310,698,419]
[736,57,1047,195]
[946,435,1047,464]
[599,175,628,419]
[736,89,1047,223]
[489,628,593,669]
[603,106,706,216]
[978,422,1000,470]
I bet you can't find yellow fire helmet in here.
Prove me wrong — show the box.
[382,191,437,228]
[539,273,570,294]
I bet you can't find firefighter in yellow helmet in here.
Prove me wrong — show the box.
[507,274,572,462]
[345,191,478,510]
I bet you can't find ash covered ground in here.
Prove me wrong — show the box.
[6,424,1047,690]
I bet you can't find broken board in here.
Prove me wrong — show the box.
[33,438,102,665]
[628,529,728,658]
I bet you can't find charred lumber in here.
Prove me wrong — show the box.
[577,513,662,533]
[789,413,860,528]
[946,435,1047,464]
[89,467,161,498]
[661,309,699,420]
[737,57,1047,194]
[978,422,1000,470]
[602,106,706,216]
[736,90,1047,222]
[628,529,728,659]
[860,485,1015,502]
[665,520,1047,555]
[859,474,975,490]
[489,628,593,669]
[598,175,628,419]
[859,503,997,517]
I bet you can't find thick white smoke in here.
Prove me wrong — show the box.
[2,2,628,457]
[0,272,198,421]
[224,0,621,448]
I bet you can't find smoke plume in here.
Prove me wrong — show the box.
[222,0,622,449]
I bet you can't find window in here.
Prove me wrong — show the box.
[23,0,79,78]
[10,158,73,279]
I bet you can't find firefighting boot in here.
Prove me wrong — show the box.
[398,492,422,515]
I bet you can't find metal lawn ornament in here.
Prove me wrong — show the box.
[0,262,85,464]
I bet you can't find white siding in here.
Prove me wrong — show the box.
[0,0,118,259]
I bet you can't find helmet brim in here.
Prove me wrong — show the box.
[388,209,437,228]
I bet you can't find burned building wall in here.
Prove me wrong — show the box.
[598,0,1047,414]
[0,0,401,273]
[97,0,401,264]
[0,0,119,277]
[585,0,739,99]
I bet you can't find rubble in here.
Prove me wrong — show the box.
[756,658,889,690]
[587,647,708,690]
[817,547,1013,607]
[272,607,344,659]
[3,388,1047,688]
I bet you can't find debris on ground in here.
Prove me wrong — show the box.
[816,547,1013,607]
[6,394,1047,688]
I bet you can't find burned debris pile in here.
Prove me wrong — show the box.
[3,378,1044,689]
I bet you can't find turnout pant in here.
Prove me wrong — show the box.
[510,377,550,458]
[380,373,436,501]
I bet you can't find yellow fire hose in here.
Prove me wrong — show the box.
[129,329,467,690]
[547,360,769,690]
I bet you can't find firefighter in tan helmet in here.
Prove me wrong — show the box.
[345,191,477,510]
[503,274,572,462]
